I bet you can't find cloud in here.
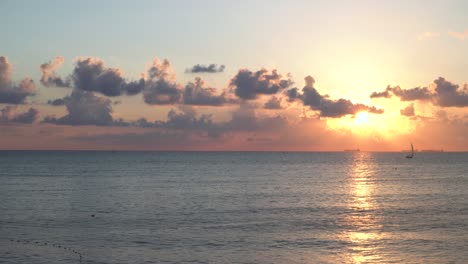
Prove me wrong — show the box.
[224,103,288,131]
[114,105,222,137]
[12,108,40,123]
[0,56,37,104]
[156,105,218,132]
[40,58,289,107]
[125,79,146,96]
[370,87,392,99]
[71,57,145,96]
[47,98,66,106]
[40,56,70,87]
[44,57,229,106]
[378,85,433,101]
[433,77,468,107]
[288,76,384,117]
[230,69,293,100]
[62,106,335,151]
[120,104,287,139]
[263,96,283,109]
[417,31,440,41]
[370,85,433,101]
[183,77,227,106]
[186,64,225,73]
[1,106,16,122]
[391,86,433,101]
[142,79,181,104]
[1,105,39,123]
[43,90,113,126]
[142,58,182,105]
[448,30,468,40]
[370,77,468,107]
[72,57,124,96]
[41,56,183,101]
[400,104,415,117]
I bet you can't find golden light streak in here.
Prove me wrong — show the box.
[340,152,385,263]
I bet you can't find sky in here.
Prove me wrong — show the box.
[1,0,468,151]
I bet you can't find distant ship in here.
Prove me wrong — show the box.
[344,149,360,152]
[420,149,444,152]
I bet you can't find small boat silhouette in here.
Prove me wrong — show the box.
[406,143,414,159]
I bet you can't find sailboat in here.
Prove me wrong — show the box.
[406,143,414,159]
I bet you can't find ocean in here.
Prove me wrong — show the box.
[0,151,467,264]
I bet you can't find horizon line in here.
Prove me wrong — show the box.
[0,149,465,153]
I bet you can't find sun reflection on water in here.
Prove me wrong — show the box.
[341,152,384,263]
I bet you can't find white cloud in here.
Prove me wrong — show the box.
[417,31,440,41]
[448,30,468,40]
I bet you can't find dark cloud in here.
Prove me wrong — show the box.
[119,104,287,138]
[125,79,146,95]
[72,57,124,96]
[225,103,288,131]
[132,118,155,128]
[286,87,300,102]
[156,105,217,131]
[65,114,329,151]
[230,69,293,100]
[319,99,384,117]
[43,90,113,126]
[400,104,415,117]
[370,85,433,101]
[370,77,468,107]
[263,96,283,109]
[159,104,287,137]
[143,80,181,104]
[433,77,468,107]
[142,58,182,105]
[390,86,432,101]
[370,87,392,99]
[122,106,221,137]
[186,64,225,73]
[71,57,145,97]
[1,106,17,122]
[183,77,227,106]
[40,56,70,87]
[0,56,37,104]
[12,108,39,123]
[288,76,384,118]
[47,98,66,106]
[1,106,39,124]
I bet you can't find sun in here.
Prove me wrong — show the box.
[355,111,369,125]
[326,105,416,141]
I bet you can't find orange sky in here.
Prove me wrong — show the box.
[1,1,467,151]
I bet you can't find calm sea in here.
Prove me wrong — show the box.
[0,151,467,264]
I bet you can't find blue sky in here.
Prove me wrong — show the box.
[2,0,467,88]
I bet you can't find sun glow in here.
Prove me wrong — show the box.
[355,111,369,125]
[326,109,415,140]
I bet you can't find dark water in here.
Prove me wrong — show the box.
[0,151,467,264]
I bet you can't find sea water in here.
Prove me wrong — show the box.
[0,151,467,263]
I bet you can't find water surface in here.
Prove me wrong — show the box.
[0,151,467,263]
